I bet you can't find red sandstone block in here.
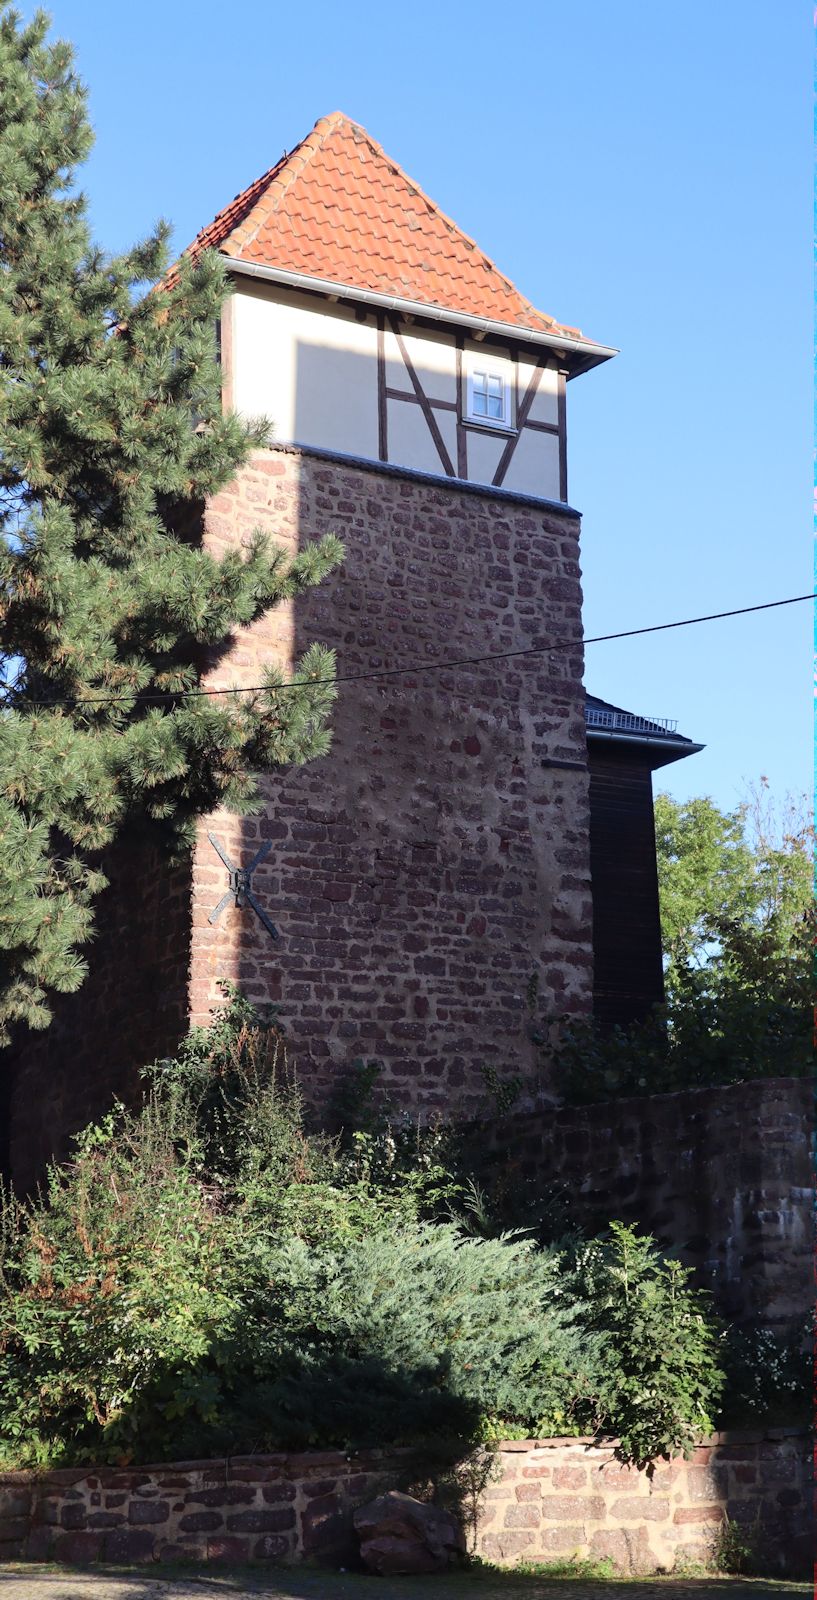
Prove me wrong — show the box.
[539,1495,606,1521]
[673,1505,724,1524]
[515,1484,541,1503]
[254,1533,292,1559]
[128,1498,169,1525]
[588,1527,644,1574]
[479,1531,536,1561]
[179,1512,223,1532]
[262,1483,298,1504]
[648,1462,682,1490]
[686,1465,727,1500]
[504,1504,540,1529]
[538,1525,588,1553]
[553,1466,588,1489]
[0,1490,32,1517]
[0,1517,30,1543]
[53,1530,104,1563]
[206,1535,252,1562]
[226,1508,295,1534]
[185,1486,254,1507]
[24,1527,54,1562]
[60,1503,87,1530]
[610,1496,669,1521]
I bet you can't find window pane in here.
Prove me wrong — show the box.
[488,392,503,418]
[487,375,502,397]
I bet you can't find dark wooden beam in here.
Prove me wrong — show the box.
[385,386,457,411]
[388,314,455,477]
[558,370,568,502]
[523,417,560,436]
[455,335,467,480]
[376,314,387,463]
[491,357,545,487]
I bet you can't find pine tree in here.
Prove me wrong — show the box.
[0,7,344,1041]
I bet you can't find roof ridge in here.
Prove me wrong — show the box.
[235,112,345,257]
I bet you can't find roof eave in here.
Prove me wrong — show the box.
[222,254,618,374]
[586,728,705,769]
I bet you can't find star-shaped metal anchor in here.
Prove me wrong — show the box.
[207,832,279,939]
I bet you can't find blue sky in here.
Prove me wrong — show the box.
[49,0,810,813]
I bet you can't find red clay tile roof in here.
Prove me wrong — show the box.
[184,113,584,340]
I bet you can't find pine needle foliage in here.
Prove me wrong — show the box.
[0,7,344,1040]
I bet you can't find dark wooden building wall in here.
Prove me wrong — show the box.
[1,832,192,1193]
[588,746,665,1029]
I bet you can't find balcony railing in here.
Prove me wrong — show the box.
[586,708,678,735]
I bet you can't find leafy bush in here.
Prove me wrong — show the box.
[0,994,724,1469]
[718,1318,811,1429]
[548,785,813,1104]
[548,987,811,1106]
[565,1223,723,1466]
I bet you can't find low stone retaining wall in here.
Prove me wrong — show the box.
[0,1430,808,1576]
[473,1432,810,1576]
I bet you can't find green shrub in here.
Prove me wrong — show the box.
[717,1318,811,1429]
[0,994,725,1470]
[565,1222,724,1466]
[0,1103,232,1466]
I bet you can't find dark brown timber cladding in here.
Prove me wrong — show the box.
[588,746,664,1028]
[3,834,192,1193]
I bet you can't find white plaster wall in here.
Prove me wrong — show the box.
[231,284,379,459]
[383,324,457,402]
[387,396,451,477]
[229,282,564,501]
[504,428,561,500]
[518,356,560,425]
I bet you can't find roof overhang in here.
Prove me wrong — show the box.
[222,254,618,378]
[586,727,705,770]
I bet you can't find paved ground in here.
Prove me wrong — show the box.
[0,1568,808,1600]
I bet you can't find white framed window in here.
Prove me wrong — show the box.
[465,363,513,429]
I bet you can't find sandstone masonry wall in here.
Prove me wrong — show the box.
[488,1077,813,1330]
[192,445,593,1115]
[3,444,592,1181]
[0,1432,808,1576]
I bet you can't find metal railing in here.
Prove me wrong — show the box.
[586,707,678,735]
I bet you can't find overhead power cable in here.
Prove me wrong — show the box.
[4,591,815,709]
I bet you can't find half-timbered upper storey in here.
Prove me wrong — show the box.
[184,113,616,503]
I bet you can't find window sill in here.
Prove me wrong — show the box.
[464,418,517,439]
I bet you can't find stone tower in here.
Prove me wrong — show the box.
[5,112,618,1185]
